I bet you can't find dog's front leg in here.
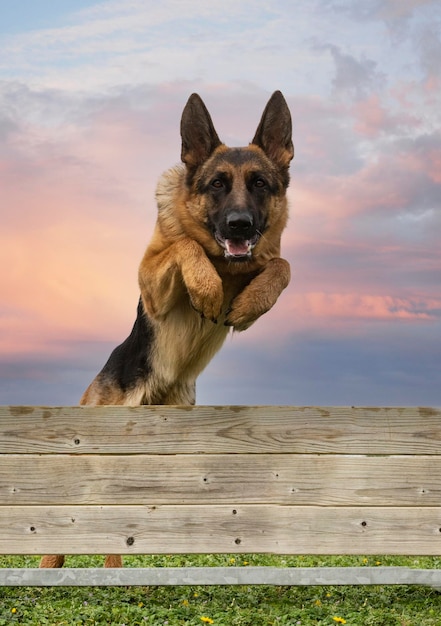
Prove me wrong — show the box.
[225,257,290,331]
[139,237,224,322]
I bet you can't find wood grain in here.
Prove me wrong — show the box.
[2,505,441,555]
[2,405,441,454]
[2,405,441,562]
[1,453,440,506]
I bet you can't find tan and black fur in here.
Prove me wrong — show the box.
[40,90,294,569]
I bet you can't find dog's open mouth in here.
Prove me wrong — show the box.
[215,233,259,260]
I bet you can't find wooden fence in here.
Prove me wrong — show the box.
[1,405,441,587]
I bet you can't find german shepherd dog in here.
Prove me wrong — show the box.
[40,90,293,569]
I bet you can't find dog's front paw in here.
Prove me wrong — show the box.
[186,270,224,323]
[225,257,290,331]
[225,293,277,331]
[224,294,263,331]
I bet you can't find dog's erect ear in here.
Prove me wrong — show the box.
[181,94,222,174]
[251,91,294,169]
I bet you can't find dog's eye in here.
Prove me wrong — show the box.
[254,177,267,188]
[211,179,224,189]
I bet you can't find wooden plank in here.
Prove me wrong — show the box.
[3,566,441,587]
[1,454,441,506]
[2,505,441,555]
[2,405,441,455]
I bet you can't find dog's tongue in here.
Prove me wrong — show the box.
[225,239,249,256]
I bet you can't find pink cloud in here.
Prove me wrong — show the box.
[352,94,420,138]
[423,75,441,97]
[236,288,440,348]
[353,95,388,138]
[0,217,144,356]
[427,146,441,183]
[297,292,439,321]
[0,99,171,358]
[377,0,434,20]
[293,135,439,227]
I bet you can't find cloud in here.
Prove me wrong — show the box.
[352,94,421,138]
[234,288,441,348]
[0,82,172,360]
[325,44,386,98]
[325,0,436,25]
[295,292,440,322]
[292,116,441,249]
[0,1,314,94]
[379,0,435,19]
[417,21,441,93]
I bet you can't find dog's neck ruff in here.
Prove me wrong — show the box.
[156,165,186,214]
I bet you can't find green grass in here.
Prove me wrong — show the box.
[2,554,441,625]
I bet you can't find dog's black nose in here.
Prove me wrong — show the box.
[226,211,254,237]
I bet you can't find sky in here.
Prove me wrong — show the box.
[0,0,440,407]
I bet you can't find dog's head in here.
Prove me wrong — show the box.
[180,91,294,263]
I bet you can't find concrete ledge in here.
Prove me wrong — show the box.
[1,566,441,587]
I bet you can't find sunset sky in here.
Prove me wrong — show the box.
[1,0,440,407]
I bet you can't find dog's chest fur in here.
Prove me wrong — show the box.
[147,303,230,397]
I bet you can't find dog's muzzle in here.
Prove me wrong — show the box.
[215,210,259,260]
